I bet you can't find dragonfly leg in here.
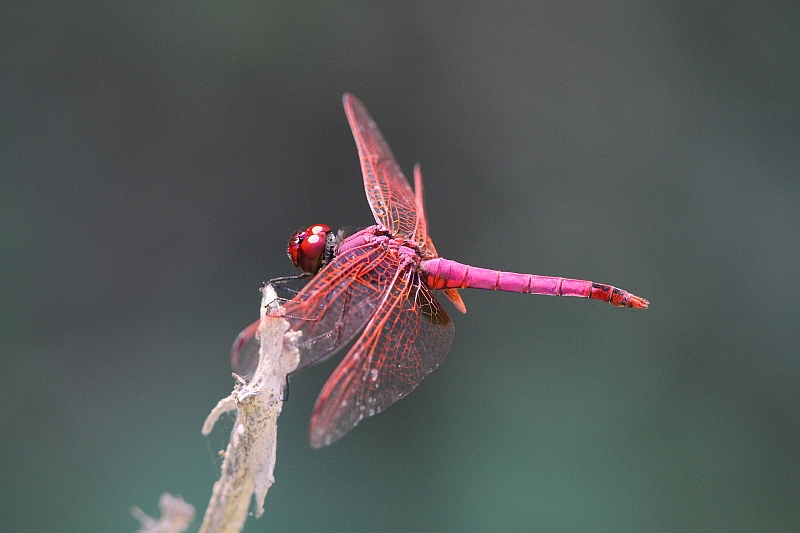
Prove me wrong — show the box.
[277,287,301,296]
[263,273,311,300]
[265,273,312,285]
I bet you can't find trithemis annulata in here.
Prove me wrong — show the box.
[232,94,648,448]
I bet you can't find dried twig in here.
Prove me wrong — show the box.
[197,284,300,533]
[131,493,195,533]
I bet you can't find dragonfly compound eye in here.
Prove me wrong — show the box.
[287,224,332,274]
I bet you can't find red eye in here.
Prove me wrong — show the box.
[287,224,332,274]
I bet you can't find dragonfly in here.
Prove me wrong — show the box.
[232,93,648,448]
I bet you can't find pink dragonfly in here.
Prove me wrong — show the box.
[232,94,648,448]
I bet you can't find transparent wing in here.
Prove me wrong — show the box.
[414,163,465,312]
[309,266,455,448]
[280,241,400,372]
[230,319,261,378]
[343,93,422,241]
[412,163,430,253]
[230,242,398,377]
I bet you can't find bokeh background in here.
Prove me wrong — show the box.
[2,2,799,531]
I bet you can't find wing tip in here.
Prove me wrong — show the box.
[309,415,344,449]
[342,92,356,106]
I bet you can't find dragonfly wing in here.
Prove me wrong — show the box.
[442,288,467,314]
[230,243,400,377]
[230,319,262,378]
[280,241,400,372]
[412,163,429,249]
[343,93,421,241]
[309,266,455,448]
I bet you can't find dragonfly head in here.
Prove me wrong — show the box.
[287,224,333,275]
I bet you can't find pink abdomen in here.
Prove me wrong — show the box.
[420,257,648,309]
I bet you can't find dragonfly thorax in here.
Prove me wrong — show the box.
[335,225,422,258]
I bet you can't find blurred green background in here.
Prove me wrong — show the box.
[2,2,799,531]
